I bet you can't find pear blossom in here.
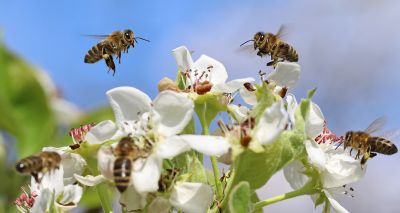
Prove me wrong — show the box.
[28,165,84,212]
[286,93,325,139]
[235,62,301,106]
[284,138,365,212]
[219,100,289,160]
[78,87,230,194]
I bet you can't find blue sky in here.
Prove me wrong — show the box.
[1,0,400,212]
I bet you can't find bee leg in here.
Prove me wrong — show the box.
[257,51,263,57]
[266,61,274,66]
[349,148,353,155]
[102,46,116,75]
[117,51,122,64]
[31,172,39,183]
[104,56,116,76]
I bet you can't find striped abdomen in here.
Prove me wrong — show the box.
[368,137,398,155]
[84,40,117,64]
[15,156,43,174]
[113,158,132,193]
[273,42,298,62]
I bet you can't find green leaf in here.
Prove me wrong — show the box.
[250,85,276,119]
[230,131,306,190]
[228,181,251,213]
[0,43,56,157]
[193,93,228,133]
[187,153,207,184]
[175,70,187,90]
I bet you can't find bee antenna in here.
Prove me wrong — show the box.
[240,39,254,47]
[134,37,150,43]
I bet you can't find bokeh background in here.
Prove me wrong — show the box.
[1,0,399,212]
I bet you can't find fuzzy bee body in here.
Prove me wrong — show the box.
[15,151,61,182]
[84,29,149,75]
[343,118,398,165]
[241,25,298,67]
[113,137,145,193]
[113,158,132,193]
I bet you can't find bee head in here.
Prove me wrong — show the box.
[253,32,266,49]
[15,162,27,173]
[123,29,135,44]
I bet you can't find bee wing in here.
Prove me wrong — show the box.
[379,129,400,141]
[276,25,289,39]
[364,116,387,134]
[236,44,256,54]
[82,34,110,39]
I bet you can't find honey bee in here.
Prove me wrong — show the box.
[113,136,148,193]
[84,29,150,75]
[15,151,61,183]
[240,25,298,67]
[341,117,398,165]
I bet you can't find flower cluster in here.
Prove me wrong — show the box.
[15,45,387,213]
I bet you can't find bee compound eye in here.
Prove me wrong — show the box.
[16,163,25,172]
[125,33,131,39]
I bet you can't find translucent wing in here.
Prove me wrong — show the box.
[364,116,387,134]
[236,44,256,54]
[82,34,110,39]
[276,25,289,39]
[380,129,400,141]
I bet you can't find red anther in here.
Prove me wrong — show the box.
[20,193,27,201]
[69,122,96,142]
[315,122,343,144]
[14,198,22,206]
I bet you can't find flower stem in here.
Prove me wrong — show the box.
[95,183,113,213]
[254,182,318,210]
[200,119,223,201]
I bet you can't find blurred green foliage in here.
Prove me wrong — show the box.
[0,43,114,212]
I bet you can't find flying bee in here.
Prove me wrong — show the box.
[340,117,398,165]
[240,25,298,67]
[15,151,61,183]
[113,136,149,193]
[84,29,150,75]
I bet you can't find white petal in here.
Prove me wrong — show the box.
[283,161,309,190]
[193,55,228,85]
[305,140,327,170]
[168,135,230,156]
[60,153,86,183]
[286,93,298,125]
[58,184,83,207]
[227,104,249,123]
[84,120,119,144]
[156,136,191,159]
[239,87,257,105]
[107,87,152,123]
[253,100,288,145]
[323,190,349,213]
[321,145,365,188]
[97,146,115,180]
[172,46,194,72]
[120,186,147,211]
[305,102,325,139]
[31,166,64,196]
[132,154,162,193]
[74,174,106,186]
[30,188,52,213]
[266,62,300,88]
[211,77,255,93]
[148,197,171,213]
[169,182,213,213]
[153,91,194,137]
